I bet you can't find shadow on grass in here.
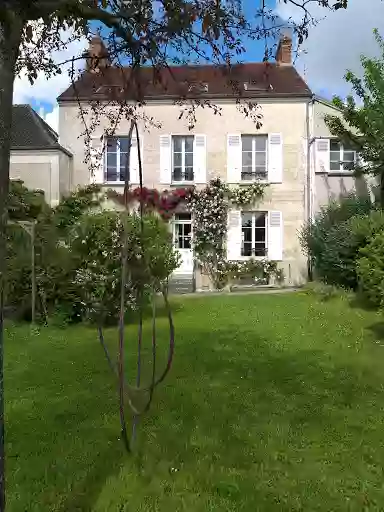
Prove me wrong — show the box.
[348,292,378,312]
[367,321,384,342]
[57,435,125,512]
[8,322,384,510]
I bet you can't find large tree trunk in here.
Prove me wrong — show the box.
[0,13,23,511]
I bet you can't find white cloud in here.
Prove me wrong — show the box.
[44,106,59,133]
[276,0,384,98]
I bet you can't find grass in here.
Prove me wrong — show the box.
[5,291,384,511]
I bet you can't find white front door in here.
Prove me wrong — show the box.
[173,213,193,274]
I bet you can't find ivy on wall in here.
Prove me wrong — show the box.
[107,178,269,288]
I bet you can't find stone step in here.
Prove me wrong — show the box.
[168,274,194,294]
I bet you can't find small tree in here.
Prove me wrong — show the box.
[325,29,384,207]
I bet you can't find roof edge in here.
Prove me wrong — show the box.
[11,144,73,157]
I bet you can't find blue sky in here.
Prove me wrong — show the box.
[13,0,384,132]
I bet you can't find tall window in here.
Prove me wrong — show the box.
[241,135,268,180]
[174,213,192,249]
[172,135,194,182]
[330,140,356,171]
[241,212,267,257]
[105,136,129,182]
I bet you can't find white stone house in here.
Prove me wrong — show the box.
[57,36,371,291]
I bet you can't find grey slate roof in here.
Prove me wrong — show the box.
[11,105,72,156]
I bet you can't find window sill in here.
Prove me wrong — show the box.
[237,255,269,261]
[171,181,195,186]
[315,170,354,175]
[101,181,142,186]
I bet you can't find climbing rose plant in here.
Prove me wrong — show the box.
[108,177,268,288]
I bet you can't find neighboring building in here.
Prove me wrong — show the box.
[57,36,370,290]
[10,105,73,206]
[309,97,374,214]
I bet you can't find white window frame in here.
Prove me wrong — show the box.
[172,135,194,183]
[241,135,268,181]
[173,213,192,250]
[330,140,357,173]
[241,211,268,259]
[104,136,129,184]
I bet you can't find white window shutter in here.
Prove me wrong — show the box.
[268,211,283,261]
[315,138,330,173]
[227,209,242,261]
[268,133,283,183]
[129,135,142,184]
[193,134,207,183]
[227,134,241,183]
[160,135,172,184]
[90,135,104,184]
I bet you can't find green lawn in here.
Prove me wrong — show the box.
[5,291,384,511]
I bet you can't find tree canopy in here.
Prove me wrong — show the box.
[325,29,384,205]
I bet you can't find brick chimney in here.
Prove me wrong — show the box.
[86,36,110,73]
[275,33,292,65]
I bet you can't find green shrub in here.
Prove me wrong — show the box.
[6,184,179,324]
[300,195,374,287]
[69,211,180,323]
[357,230,384,308]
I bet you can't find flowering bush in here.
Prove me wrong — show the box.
[107,177,268,289]
[224,259,283,286]
[228,182,266,207]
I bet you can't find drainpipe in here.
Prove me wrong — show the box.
[306,95,315,280]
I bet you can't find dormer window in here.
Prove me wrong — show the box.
[244,82,273,92]
[187,82,209,93]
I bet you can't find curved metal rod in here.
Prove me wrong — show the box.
[97,285,174,394]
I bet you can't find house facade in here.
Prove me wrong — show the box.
[57,36,370,291]
[10,105,73,206]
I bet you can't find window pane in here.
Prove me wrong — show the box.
[242,135,253,152]
[173,152,182,167]
[178,237,183,248]
[242,228,252,242]
[120,153,129,171]
[176,213,191,221]
[242,213,253,228]
[119,137,129,153]
[330,140,341,152]
[173,168,182,181]
[330,160,340,171]
[255,228,266,242]
[241,169,254,180]
[119,168,128,182]
[255,136,267,151]
[185,168,194,181]
[343,151,355,162]
[254,244,267,257]
[185,136,194,153]
[255,212,266,227]
[242,151,252,167]
[185,153,193,168]
[255,168,267,178]
[107,153,117,167]
[106,138,117,152]
[242,242,252,257]
[184,224,192,236]
[255,152,266,166]
[106,168,117,182]
[173,137,182,152]
[184,236,191,249]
